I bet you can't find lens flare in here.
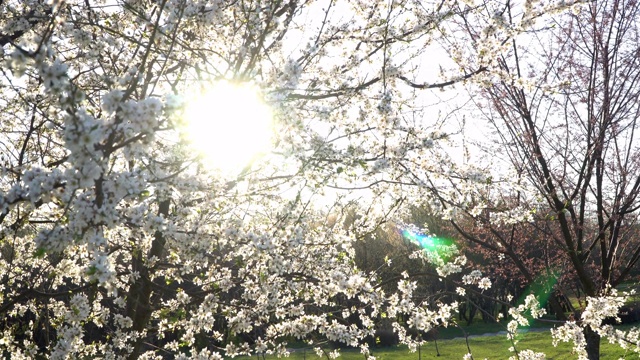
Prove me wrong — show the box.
[402,229,436,249]
[401,228,453,259]
[515,271,558,331]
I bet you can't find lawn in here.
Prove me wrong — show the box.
[237,294,640,360]
[241,330,634,359]
[436,319,555,340]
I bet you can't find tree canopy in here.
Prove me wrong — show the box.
[1,0,638,359]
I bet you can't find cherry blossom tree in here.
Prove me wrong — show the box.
[0,0,594,359]
[0,0,501,358]
[411,0,640,358]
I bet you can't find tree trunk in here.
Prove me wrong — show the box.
[458,302,468,322]
[548,296,568,321]
[124,199,170,359]
[584,326,600,360]
[467,305,477,326]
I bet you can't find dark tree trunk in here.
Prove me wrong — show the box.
[124,199,170,359]
[548,296,568,321]
[467,304,477,326]
[458,302,469,323]
[584,326,600,360]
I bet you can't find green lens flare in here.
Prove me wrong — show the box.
[516,270,558,331]
[401,229,453,260]
[402,229,434,248]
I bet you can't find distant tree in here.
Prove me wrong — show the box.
[459,211,578,319]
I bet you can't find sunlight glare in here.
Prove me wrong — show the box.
[182,81,273,174]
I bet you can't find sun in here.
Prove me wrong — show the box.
[182,81,274,174]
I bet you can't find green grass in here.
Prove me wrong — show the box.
[436,318,557,340]
[617,283,640,305]
[437,322,533,340]
[252,284,640,359]
[564,282,640,311]
[240,331,634,359]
